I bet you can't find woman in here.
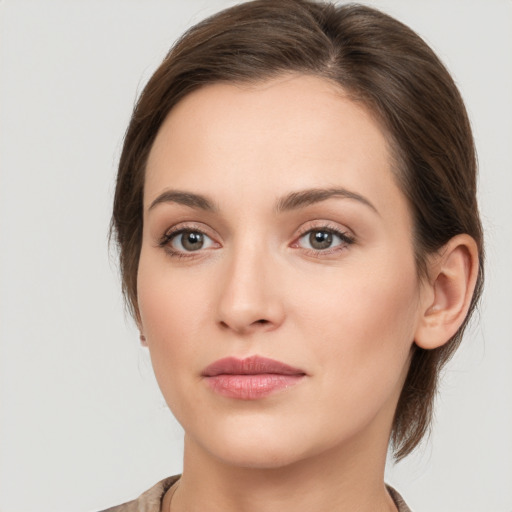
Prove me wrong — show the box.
[105,0,483,510]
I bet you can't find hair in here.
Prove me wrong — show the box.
[111,0,484,460]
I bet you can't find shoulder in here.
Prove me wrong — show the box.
[98,475,180,512]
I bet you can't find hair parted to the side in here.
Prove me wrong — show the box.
[111,0,484,460]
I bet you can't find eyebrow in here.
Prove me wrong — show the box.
[149,190,218,212]
[275,187,378,214]
[148,187,378,215]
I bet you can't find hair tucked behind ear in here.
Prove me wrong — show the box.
[111,0,483,460]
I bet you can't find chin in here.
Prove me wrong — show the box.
[187,415,329,471]
[209,437,309,470]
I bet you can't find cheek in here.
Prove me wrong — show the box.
[139,276,206,342]
[136,254,212,400]
[295,252,420,400]
[137,243,213,338]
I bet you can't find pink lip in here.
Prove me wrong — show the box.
[201,356,306,400]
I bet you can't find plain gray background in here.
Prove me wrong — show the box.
[1,1,511,511]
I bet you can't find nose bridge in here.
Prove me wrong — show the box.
[216,233,283,334]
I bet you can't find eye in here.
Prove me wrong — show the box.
[296,227,354,252]
[160,228,217,255]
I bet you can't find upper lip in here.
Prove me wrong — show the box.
[201,355,305,377]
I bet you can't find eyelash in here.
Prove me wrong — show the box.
[293,223,355,256]
[158,223,355,260]
[158,223,215,260]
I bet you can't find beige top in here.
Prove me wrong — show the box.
[99,475,412,512]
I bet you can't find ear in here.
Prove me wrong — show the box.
[135,318,148,347]
[139,332,148,346]
[135,313,148,347]
[415,234,479,350]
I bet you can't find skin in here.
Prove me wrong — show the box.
[137,74,471,512]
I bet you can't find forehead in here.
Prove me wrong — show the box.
[144,74,407,224]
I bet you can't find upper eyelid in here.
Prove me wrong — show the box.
[296,223,346,234]
[162,222,214,237]
[295,220,354,238]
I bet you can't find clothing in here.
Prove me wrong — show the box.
[99,475,412,512]
[99,476,179,512]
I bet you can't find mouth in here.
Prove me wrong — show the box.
[201,355,306,400]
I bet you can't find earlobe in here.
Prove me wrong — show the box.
[415,234,479,350]
[134,305,147,346]
[136,316,148,347]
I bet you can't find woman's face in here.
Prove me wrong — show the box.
[138,74,426,468]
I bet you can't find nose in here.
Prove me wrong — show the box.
[216,241,285,335]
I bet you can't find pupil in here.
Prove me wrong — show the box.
[183,231,204,251]
[310,231,332,250]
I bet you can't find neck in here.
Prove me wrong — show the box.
[170,425,397,512]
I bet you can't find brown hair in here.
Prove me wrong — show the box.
[111,0,484,460]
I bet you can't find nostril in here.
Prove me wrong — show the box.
[255,319,269,324]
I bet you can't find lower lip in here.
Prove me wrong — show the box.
[204,374,304,400]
